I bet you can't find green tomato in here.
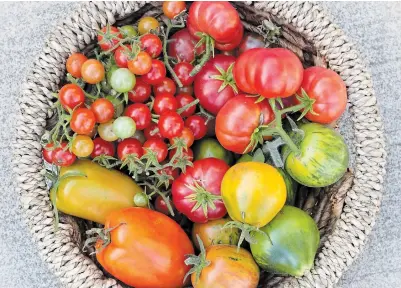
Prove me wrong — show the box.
[110,68,136,93]
[112,116,136,139]
[250,206,320,277]
[107,65,119,83]
[119,25,138,38]
[193,138,234,165]
[105,95,124,118]
[284,123,349,187]
[236,153,253,164]
[134,193,148,207]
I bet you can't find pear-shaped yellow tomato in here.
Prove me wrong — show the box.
[221,162,286,227]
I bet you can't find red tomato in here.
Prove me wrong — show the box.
[173,62,195,86]
[296,66,347,124]
[114,45,131,68]
[233,48,303,98]
[144,123,163,140]
[124,103,152,130]
[238,33,265,55]
[185,115,207,140]
[158,111,184,139]
[172,158,229,223]
[91,98,115,124]
[128,78,151,103]
[142,59,166,85]
[153,93,178,115]
[91,137,115,158]
[58,84,85,111]
[66,53,88,78]
[163,1,186,19]
[127,51,152,75]
[169,127,194,148]
[176,93,196,117]
[177,85,194,96]
[194,54,238,115]
[42,143,55,163]
[169,147,193,162]
[96,207,194,288]
[168,28,205,63]
[81,59,105,84]
[117,138,143,160]
[215,95,261,154]
[140,34,162,58]
[153,78,177,96]
[97,26,123,51]
[154,195,174,215]
[143,138,168,163]
[215,25,243,51]
[70,108,96,135]
[52,142,76,167]
[157,166,180,185]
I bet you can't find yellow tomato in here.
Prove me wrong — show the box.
[98,120,118,142]
[221,162,286,227]
[71,135,94,157]
[138,17,160,35]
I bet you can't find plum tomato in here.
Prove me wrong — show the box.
[124,103,152,130]
[58,83,85,111]
[158,111,184,139]
[185,115,207,140]
[66,53,88,78]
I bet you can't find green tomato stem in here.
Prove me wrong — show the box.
[163,20,184,87]
[189,35,213,77]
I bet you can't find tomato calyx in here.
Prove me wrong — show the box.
[184,235,211,284]
[210,63,238,93]
[189,34,214,77]
[223,219,270,250]
[98,24,123,52]
[140,181,175,216]
[169,140,193,173]
[184,180,222,218]
[92,155,120,169]
[84,222,126,253]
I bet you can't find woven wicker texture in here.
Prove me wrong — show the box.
[12,1,386,288]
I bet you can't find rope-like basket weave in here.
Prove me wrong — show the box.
[13,2,386,288]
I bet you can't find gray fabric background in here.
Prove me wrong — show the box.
[1,2,400,288]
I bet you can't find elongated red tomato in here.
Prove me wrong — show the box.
[233,48,303,98]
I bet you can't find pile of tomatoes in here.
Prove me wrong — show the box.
[42,2,350,288]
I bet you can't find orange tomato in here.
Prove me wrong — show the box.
[66,53,88,78]
[128,51,152,75]
[81,59,105,84]
[163,1,186,19]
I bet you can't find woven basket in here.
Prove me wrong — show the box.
[13,1,386,288]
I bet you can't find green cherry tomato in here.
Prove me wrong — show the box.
[120,25,138,38]
[134,192,149,207]
[110,68,136,93]
[193,138,234,165]
[112,116,136,139]
[107,65,119,84]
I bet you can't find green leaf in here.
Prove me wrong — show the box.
[252,148,265,163]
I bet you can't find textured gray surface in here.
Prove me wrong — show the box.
[0,2,400,288]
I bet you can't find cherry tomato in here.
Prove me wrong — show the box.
[143,138,168,163]
[58,83,85,111]
[119,25,137,38]
[176,93,196,117]
[81,59,105,84]
[127,51,152,75]
[71,135,94,157]
[70,108,96,135]
[42,143,55,163]
[158,111,184,139]
[173,62,194,86]
[113,116,136,139]
[117,138,143,160]
[144,123,163,140]
[142,59,166,85]
[128,78,151,103]
[91,137,115,158]
[98,120,118,142]
[132,130,146,144]
[97,25,122,51]
[153,78,177,96]
[163,1,186,19]
[238,33,265,55]
[157,166,180,185]
[110,68,136,93]
[153,92,178,115]
[177,85,194,96]
[91,98,115,124]
[169,127,194,148]
[185,115,207,140]
[154,195,174,215]
[66,53,88,78]
[114,45,131,68]
[169,147,193,163]
[52,142,76,167]
[168,28,206,63]
[138,17,160,35]
[124,103,152,130]
[140,34,162,58]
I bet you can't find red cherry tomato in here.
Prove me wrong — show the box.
[127,51,152,76]
[91,98,115,124]
[117,138,143,160]
[91,137,115,158]
[158,111,184,139]
[66,53,88,78]
[185,115,207,140]
[97,25,123,51]
[144,123,163,140]
[176,93,196,117]
[52,142,76,167]
[42,143,55,163]
[140,34,163,58]
[70,108,96,135]
[153,78,177,96]
[153,93,178,115]
[128,78,151,103]
[168,28,205,63]
[142,59,166,85]
[163,1,186,19]
[177,85,194,96]
[154,195,174,215]
[157,166,180,185]
[169,147,193,162]
[124,103,152,130]
[173,62,195,86]
[114,45,131,68]
[169,127,194,148]
[58,84,85,111]
[143,138,168,163]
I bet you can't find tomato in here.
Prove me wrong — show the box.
[284,123,349,187]
[163,1,186,19]
[250,206,320,277]
[143,138,168,163]
[42,143,55,163]
[172,158,229,223]
[140,34,162,58]
[296,66,347,124]
[124,103,151,130]
[70,108,96,135]
[153,92,178,115]
[117,138,143,160]
[119,25,137,38]
[66,53,88,78]
[194,55,237,115]
[168,28,206,63]
[138,16,160,35]
[193,138,233,165]
[51,160,143,223]
[157,166,180,185]
[96,207,194,288]
[112,116,136,139]
[81,59,105,84]
[110,68,136,93]
[169,127,194,148]
[71,135,94,157]
[154,195,173,215]
[173,62,194,86]
[233,48,303,98]
[132,130,146,144]
[214,26,243,51]
[114,45,131,68]
[58,84,84,111]
[278,168,297,206]
[158,111,184,139]
[185,115,207,140]
[127,51,152,75]
[169,147,193,163]
[177,85,194,96]
[52,142,76,167]
[238,33,265,55]
[142,59,166,85]
[90,98,115,123]
[97,25,123,51]
[98,120,119,142]
[128,77,151,103]
[153,78,176,96]
[91,137,115,158]
[144,123,163,140]
[176,93,196,117]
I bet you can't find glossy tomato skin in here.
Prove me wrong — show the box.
[168,28,205,63]
[194,54,238,115]
[127,51,152,75]
[215,95,261,154]
[215,25,244,51]
[114,45,131,68]
[42,143,55,163]
[174,62,195,86]
[142,59,166,85]
[296,66,347,124]
[193,138,233,165]
[128,78,151,103]
[91,98,115,124]
[172,158,229,223]
[144,123,163,140]
[70,108,96,135]
[66,53,88,78]
[124,103,152,130]
[81,59,105,84]
[153,77,176,96]
[233,48,303,98]
[71,135,94,157]
[238,33,265,55]
[176,93,196,117]
[158,111,184,139]
[154,195,173,215]
[153,92,178,115]
[169,127,194,148]
[97,26,122,51]
[143,138,168,163]
[117,138,143,160]
[138,17,160,35]
[185,115,207,140]
[52,142,76,167]
[58,84,85,111]
[91,137,115,158]
[157,166,180,186]
[169,147,193,163]
[140,34,162,58]
[96,207,194,288]
[163,1,186,19]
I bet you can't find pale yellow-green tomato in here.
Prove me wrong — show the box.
[98,120,118,142]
